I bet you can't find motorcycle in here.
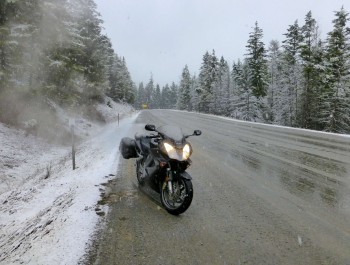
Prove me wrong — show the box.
[119,124,201,215]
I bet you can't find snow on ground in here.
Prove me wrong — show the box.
[95,97,134,123]
[169,109,350,139]
[0,103,138,265]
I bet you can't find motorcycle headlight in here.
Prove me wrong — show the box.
[182,144,191,160]
[164,142,175,153]
[163,142,192,161]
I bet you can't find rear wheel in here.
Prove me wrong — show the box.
[160,177,193,215]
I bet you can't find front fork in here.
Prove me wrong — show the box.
[162,168,174,196]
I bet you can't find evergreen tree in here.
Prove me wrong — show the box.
[299,11,324,129]
[152,84,161,108]
[106,55,134,103]
[161,84,172,109]
[169,82,178,109]
[177,65,192,110]
[5,0,43,91]
[245,21,268,98]
[281,20,303,126]
[135,82,145,109]
[145,76,154,107]
[214,56,231,116]
[198,50,219,113]
[267,40,284,123]
[321,7,350,133]
[231,60,262,121]
[190,75,200,112]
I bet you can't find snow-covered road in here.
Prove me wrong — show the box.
[0,112,138,265]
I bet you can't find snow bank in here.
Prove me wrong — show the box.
[95,97,134,123]
[169,109,350,140]
[0,123,67,195]
[0,107,138,264]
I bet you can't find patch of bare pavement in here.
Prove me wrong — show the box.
[83,110,350,265]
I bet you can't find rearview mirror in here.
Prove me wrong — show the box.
[145,124,156,131]
[193,130,202,136]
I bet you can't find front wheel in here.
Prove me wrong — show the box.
[160,177,193,215]
[136,159,145,186]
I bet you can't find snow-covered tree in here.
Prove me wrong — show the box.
[281,20,303,126]
[160,83,172,109]
[190,75,200,112]
[144,76,154,107]
[198,50,219,113]
[298,11,324,129]
[135,82,145,109]
[177,65,192,110]
[267,40,284,123]
[169,82,179,109]
[245,21,269,98]
[231,60,263,121]
[152,84,161,109]
[213,56,231,116]
[320,7,350,133]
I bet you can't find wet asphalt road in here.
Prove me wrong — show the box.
[86,110,350,265]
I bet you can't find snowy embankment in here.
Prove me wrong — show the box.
[0,100,138,265]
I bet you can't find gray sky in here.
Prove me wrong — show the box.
[96,0,346,87]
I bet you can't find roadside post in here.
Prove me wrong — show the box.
[69,118,76,170]
[118,113,119,126]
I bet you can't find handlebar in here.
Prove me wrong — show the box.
[146,134,159,139]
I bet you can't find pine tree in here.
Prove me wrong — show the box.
[134,82,144,109]
[245,21,268,98]
[299,11,324,129]
[169,82,178,109]
[267,40,284,123]
[5,0,43,90]
[161,84,172,109]
[231,59,262,121]
[177,65,192,110]
[190,75,200,112]
[198,50,219,113]
[214,56,231,116]
[321,7,350,133]
[152,84,161,109]
[106,55,134,103]
[281,20,303,126]
[145,76,154,107]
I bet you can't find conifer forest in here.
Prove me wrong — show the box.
[135,8,350,134]
[0,0,135,125]
[1,1,349,134]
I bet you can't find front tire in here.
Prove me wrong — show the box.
[160,178,193,215]
[136,159,145,186]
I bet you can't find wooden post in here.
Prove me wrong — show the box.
[118,113,119,126]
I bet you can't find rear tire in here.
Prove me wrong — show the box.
[160,178,193,215]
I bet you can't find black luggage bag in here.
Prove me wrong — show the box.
[119,137,137,159]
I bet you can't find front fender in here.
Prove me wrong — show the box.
[179,171,192,180]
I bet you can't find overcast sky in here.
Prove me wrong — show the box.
[96,0,347,87]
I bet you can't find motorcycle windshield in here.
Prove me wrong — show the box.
[157,125,184,144]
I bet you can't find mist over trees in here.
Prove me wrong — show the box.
[135,7,350,134]
[0,0,135,125]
